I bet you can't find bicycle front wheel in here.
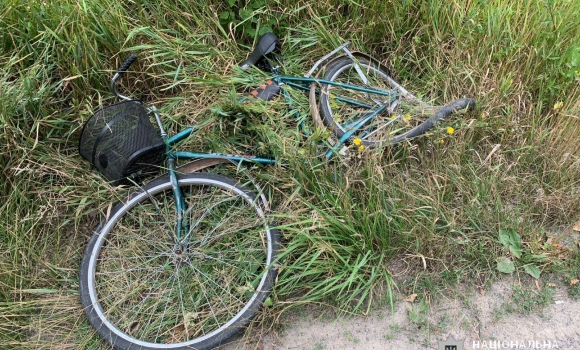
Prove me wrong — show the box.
[319,57,475,147]
[80,173,280,350]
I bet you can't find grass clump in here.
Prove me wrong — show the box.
[569,282,580,301]
[506,284,557,315]
[1,0,580,348]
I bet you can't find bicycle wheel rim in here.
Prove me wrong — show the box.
[320,59,439,147]
[82,174,278,349]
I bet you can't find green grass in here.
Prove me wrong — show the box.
[569,282,580,300]
[2,0,580,348]
[491,283,558,318]
[508,284,557,315]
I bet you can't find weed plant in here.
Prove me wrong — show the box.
[1,0,580,347]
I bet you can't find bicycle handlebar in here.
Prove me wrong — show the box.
[117,53,138,75]
[111,54,137,101]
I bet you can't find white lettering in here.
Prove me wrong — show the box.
[510,340,522,348]
[470,339,562,349]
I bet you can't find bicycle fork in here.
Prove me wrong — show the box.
[167,157,189,243]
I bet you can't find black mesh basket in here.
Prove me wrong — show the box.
[79,100,166,184]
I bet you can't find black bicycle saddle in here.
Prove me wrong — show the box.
[239,32,279,71]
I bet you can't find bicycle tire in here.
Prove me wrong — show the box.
[319,57,475,147]
[80,173,280,350]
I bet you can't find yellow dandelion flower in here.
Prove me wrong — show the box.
[391,115,397,119]
[353,138,362,146]
[404,114,412,121]
[447,127,455,135]
[440,139,445,144]
[553,101,564,110]
[358,145,365,151]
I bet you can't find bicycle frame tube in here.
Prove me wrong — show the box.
[167,157,187,240]
[164,71,399,237]
[324,102,390,159]
[282,81,376,109]
[163,77,387,164]
[172,151,276,165]
[165,144,276,242]
[274,75,398,157]
[277,76,398,100]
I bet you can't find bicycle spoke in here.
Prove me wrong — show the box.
[189,265,221,334]
[82,175,278,348]
[148,268,178,342]
[320,58,439,146]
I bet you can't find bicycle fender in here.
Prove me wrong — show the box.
[324,51,392,76]
[176,158,232,174]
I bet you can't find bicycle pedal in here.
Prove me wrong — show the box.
[248,80,281,101]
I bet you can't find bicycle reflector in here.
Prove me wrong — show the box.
[79,100,165,184]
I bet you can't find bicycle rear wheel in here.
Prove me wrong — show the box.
[80,173,280,350]
[319,57,474,147]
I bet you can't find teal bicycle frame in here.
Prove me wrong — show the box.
[112,41,400,240]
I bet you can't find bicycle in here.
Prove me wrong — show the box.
[78,32,475,350]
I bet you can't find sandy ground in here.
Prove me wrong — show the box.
[220,279,580,350]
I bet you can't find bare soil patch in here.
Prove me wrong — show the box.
[222,279,580,349]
